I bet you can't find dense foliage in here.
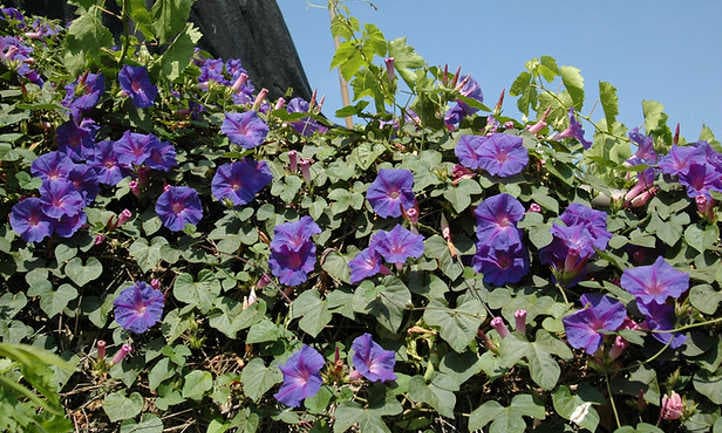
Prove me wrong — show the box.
[1,2,722,433]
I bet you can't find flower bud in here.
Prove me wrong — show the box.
[96,340,106,360]
[494,88,505,115]
[116,209,132,227]
[660,392,684,420]
[94,234,106,245]
[528,203,542,213]
[287,150,298,173]
[450,65,461,88]
[150,278,161,289]
[252,88,268,111]
[163,184,172,192]
[514,309,527,334]
[451,164,475,185]
[274,97,286,110]
[490,316,510,338]
[299,157,313,184]
[384,57,396,81]
[695,194,715,222]
[230,72,248,93]
[503,121,515,129]
[110,343,132,365]
[527,107,551,135]
[673,123,680,145]
[608,335,628,361]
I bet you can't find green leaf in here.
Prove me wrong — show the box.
[642,100,667,133]
[388,37,425,89]
[407,375,456,418]
[333,397,402,433]
[352,277,411,333]
[148,358,175,391]
[552,385,600,432]
[182,370,213,400]
[62,6,113,74]
[54,244,77,265]
[129,236,177,273]
[103,391,144,422]
[693,370,722,404]
[500,331,571,390]
[539,56,559,82]
[39,283,78,318]
[423,297,486,353]
[468,394,545,433]
[689,284,722,315]
[120,415,163,433]
[151,0,193,44]
[321,251,351,284]
[246,319,282,344]
[290,289,333,337]
[157,23,202,82]
[599,81,619,131]
[64,256,102,287]
[684,223,719,253]
[173,270,222,314]
[560,65,584,109]
[240,358,282,402]
[443,179,482,213]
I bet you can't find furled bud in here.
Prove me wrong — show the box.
[252,88,269,111]
[94,234,106,246]
[660,392,684,420]
[110,344,132,365]
[503,121,515,129]
[528,203,542,213]
[527,107,551,135]
[274,97,286,110]
[230,72,249,93]
[116,209,132,227]
[96,340,106,360]
[608,335,628,361]
[624,168,656,208]
[287,150,298,173]
[695,194,716,222]
[490,316,510,339]
[150,278,161,289]
[494,88,505,115]
[384,57,396,81]
[514,309,527,334]
[451,164,476,185]
[673,123,680,145]
[299,157,313,184]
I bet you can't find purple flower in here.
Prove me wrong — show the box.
[155,186,204,232]
[0,36,42,85]
[658,145,705,177]
[366,168,416,218]
[559,203,612,251]
[269,243,317,286]
[563,294,627,354]
[270,216,321,252]
[369,225,425,265]
[211,159,273,206]
[118,65,158,108]
[455,135,485,170]
[114,130,153,166]
[146,139,177,172]
[30,151,74,181]
[38,180,85,219]
[198,58,226,85]
[473,193,525,248]
[91,140,129,186]
[621,256,689,305]
[351,333,396,382]
[10,198,53,242]
[553,108,592,149]
[349,248,386,284]
[444,75,483,130]
[678,163,722,199]
[626,128,657,165]
[67,164,99,204]
[1,7,24,22]
[287,97,328,136]
[472,242,529,286]
[62,72,105,116]
[540,223,596,287]
[444,104,465,130]
[274,345,324,408]
[113,281,165,334]
[56,118,97,162]
[636,300,686,348]
[55,211,87,238]
[221,111,269,149]
[464,133,528,177]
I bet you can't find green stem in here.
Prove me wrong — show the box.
[620,340,672,372]
[651,317,722,333]
[555,282,570,304]
[605,372,622,429]
[118,0,130,65]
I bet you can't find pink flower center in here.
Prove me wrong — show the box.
[171,201,185,214]
[131,80,142,92]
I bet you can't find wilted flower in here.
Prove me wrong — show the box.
[563,294,627,354]
[211,159,273,206]
[54,211,87,238]
[660,392,684,420]
[621,257,689,305]
[608,335,629,361]
[146,139,177,172]
[155,186,204,232]
[118,65,158,108]
[552,108,591,149]
[113,281,165,334]
[274,345,324,407]
[369,224,425,265]
[10,197,53,242]
[624,168,657,208]
[366,168,416,218]
[221,111,269,149]
[351,333,396,382]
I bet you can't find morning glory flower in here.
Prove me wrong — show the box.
[91,140,130,186]
[540,223,597,287]
[563,294,627,354]
[269,243,317,286]
[38,179,85,219]
[473,193,525,248]
[444,74,484,130]
[114,130,154,166]
[30,151,74,181]
[274,345,325,408]
[658,145,706,177]
[211,159,273,206]
[626,128,657,166]
[621,256,689,305]
[636,300,686,349]
[62,71,105,116]
[678,163,722,199]
[220,111,269,149]
[155,186,204,232]
[552,108,592,149]
[146,138,177,172]
[269,216,321,252]
[472,242,529,286]
[366,168,416,218]
[458,133,528,177]
[118,65,158,108]
[113,281,165,334]
[559,203,612,251]
[455,135,485,170]
[286,97,328,136]
[56,117,98,162]
[67,164,99,205]
[369,224,424,265]
[348,247,386,284]
[351,333,397,382]
[10,198,53,242]
[54,211,87,239]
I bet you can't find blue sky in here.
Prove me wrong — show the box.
[277,1,722,139]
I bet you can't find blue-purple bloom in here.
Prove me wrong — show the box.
[456,133,528,177]
[348,247,386,284]
[54,211,87,238]
[678,163,722,199]
[113,281,165,334]
[221,111,269,149]
[473,193,525,248]
[56,117,98,162]
[621,256,689,305]
[30,151,74,181]
[118,65,158,108]
[563,294,627,354]
[38,180,85,219]
[626,128,657,166]
[366,168,416,218]
[286,97,328,136]
[0,36,42,85]
[274,345,324,408]
[269,216,320,286]
[62,71,105,117]
[351,333,396,382]
[114,130,153,166]
[155,186,204,232]
[444,75,483,130]
[67,164,99,204]
[472,242,529,286]
[212,159,273,206]
[559,203,612,251]
[146,138,177,172]
[658,145,706,177]
[636,300,686,348]
[10,198,53,242]
[369,224,424,265]
[91,140,129,186]
[553,108,592,149]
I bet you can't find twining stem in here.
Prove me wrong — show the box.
[327,1,353,129]
[605,372,622,429]
[118,0,130,65]
[652,317,722,333]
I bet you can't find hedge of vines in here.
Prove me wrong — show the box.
[1,2,722,433]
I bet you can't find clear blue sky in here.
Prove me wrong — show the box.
[277,1,722,140]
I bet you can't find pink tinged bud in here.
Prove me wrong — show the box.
[527,107,552,135]
[299,157,313,183]
[252,88,269,110]
[402,199,420,224]
[384,57,396,81]
[349,368,363,381]
[96,340,106,360]
[24,31,43,40]
[309,89,318,111]
[673,123,680,145]
[660,392,684,420]
[274,97,286,110]
[608,335,628,361]
[503,121,515,129]
[514,309,527,334]
[230,72,249,93]
[451,164,476,185]
[379,264,391,276]
[150,278,161,289]
[442,64,449,85]
[94,234,106,245]
[111,344,132,365]
[455,75,471,93]
[494,88,505,114]
[334,346,341,364]
[621,317,641,331]
[256,273,272,289]
[287,150,298,172]
[317,95,326,112]
[450,66,461,88]
[163,184,172,192]
[696,194,715,222]
[116,209,132,227]
[528,203,542,213]
[490,316,510,338]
